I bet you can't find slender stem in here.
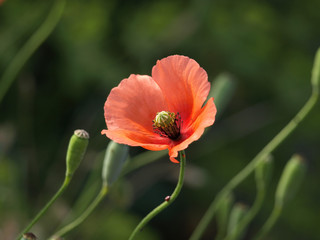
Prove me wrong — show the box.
[253,204,282,240]
[16,176,72,240]
[49,150,168,239]
[128,150,186,240]
[0,0,65,104]
[50,185,109,239]
[189,87,319,240]
[49,151,169,238]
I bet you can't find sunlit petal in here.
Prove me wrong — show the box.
[103,74,168,145]
[152,55,211,127]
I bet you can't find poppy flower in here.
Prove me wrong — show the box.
[101,55,217,163]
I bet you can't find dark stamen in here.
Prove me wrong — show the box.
[153,111,181,140]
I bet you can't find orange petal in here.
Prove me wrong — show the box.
[152,55,211,127]
[168,150,180,163]
[168,98,216,163]
[103,74,170,147]
[101,129,169,150]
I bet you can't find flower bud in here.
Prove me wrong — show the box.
[275,154,307,206]
[227,203,248,235]
[255,154,273,186]
[102,141,129,187]
[65,129,89,177]
[21,232,37,240]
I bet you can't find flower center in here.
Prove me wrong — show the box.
[153,111,181,140]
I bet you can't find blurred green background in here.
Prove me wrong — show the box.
[0,0,319,239]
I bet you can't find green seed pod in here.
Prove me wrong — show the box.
[255,154,273,187]
[21,232,37,240]
[227,203,248,236]
[65,129,89,177]
[102,141,129,187]
[275,154,307,206]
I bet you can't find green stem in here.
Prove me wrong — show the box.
[49,150,167,239]
[16,176,72,240]
[253,204,282,240]
[0,0,65,104]
[50,184,109,239]
[189,80,319,240]
[128,150,186,240]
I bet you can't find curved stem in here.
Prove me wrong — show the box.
[0,0,65,104]
[189,82,319,240]
[16,176,72,240]
[253,204,282,240]
[128,150,186,240]
[50,185,109,239]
